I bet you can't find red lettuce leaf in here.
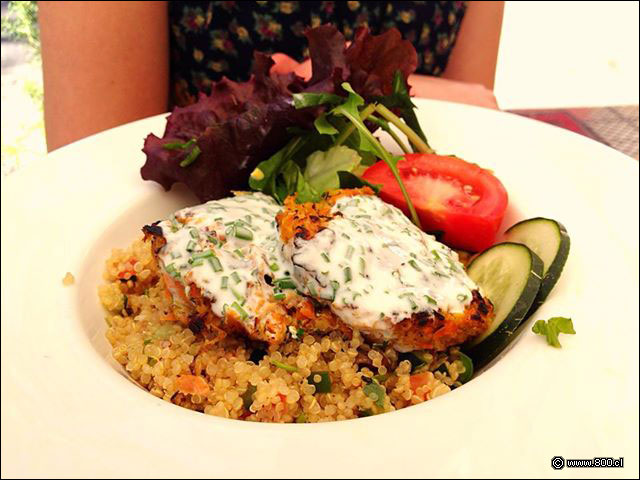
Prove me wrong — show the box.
[140,25,419,202]
[141,53,311,202]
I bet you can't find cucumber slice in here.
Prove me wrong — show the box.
[465,243,543,366]
[504,217,570,310]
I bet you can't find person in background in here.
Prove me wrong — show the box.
[39,1,503,152]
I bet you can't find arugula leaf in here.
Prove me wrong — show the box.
[293,92,343,109]
[532,317,576,347]
[278,161,321,204]
[375,71,431,152]
[249,137,302,197]
[313,114,339,135]
[304,146,361,192]
[331,83,421,227]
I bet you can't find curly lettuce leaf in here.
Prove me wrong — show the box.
[141,53,312,202]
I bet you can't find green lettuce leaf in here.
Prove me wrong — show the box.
[303,145,361,192]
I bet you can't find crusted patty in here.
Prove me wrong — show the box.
[276,189,493,351]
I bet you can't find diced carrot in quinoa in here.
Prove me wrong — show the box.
[175,375,210,395]
[409,373,431,393]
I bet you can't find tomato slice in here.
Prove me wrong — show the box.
[362,153,508,252]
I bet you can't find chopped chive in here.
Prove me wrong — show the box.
[190,258,204,267]
[275,278,296,290]
[308,281,318,297]
[231,286,245,304]
[359,257,366,276]
[352,292,362,301]
[433,271,449,278]
[431,249,442,261]
[424,294,437,305]
[273,292,286,301]
[162,138,196,150]
[190,250,214,262]
[234,248,244,258]
[321,252,331,263]
[270,359,298,373]
[165,263,180,278]
[186,240,197,252]
[231,271,241,284]
[269,262,280,272]
[207,235,219,247]
[344,266,352,283]
[295,413,307,423]
[346,245,355,259]
[234,225,254,241]
[207,256,223,272]
[221,276,228,289]
[408,259,422,271]
[341,233,351,240]
[296,327,305,338]
[179,145,201,167]
[189,229,199,239]
[457,293,468,302]
[330,281,340,300]
[230,301,248,319]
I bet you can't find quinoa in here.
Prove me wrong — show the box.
[99,237,468,423]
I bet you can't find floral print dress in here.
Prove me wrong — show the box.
[170,1,467,106]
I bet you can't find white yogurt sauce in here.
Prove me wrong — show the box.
[282,194,478,332]
[156,192,293,325]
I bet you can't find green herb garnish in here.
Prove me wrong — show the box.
[532,317,575,348]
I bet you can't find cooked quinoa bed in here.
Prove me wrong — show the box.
[99,238,469,423]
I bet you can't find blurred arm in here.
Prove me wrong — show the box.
[441,1,504,90]
[39,1,169,151]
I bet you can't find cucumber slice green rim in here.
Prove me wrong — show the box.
[464,242,543,367]
[504,217,570,312]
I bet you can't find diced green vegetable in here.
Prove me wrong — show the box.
[307,371,332,393]
[457,352,474,383]
[241,385,257,410]
[363,382,385,408]
[295,413,308,423]
[231,271,241,284]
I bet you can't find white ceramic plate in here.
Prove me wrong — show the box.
[2,100,638,478]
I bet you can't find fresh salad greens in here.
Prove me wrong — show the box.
[141,25,430,228]
[249,81,426,226]
[532,317,576,347]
